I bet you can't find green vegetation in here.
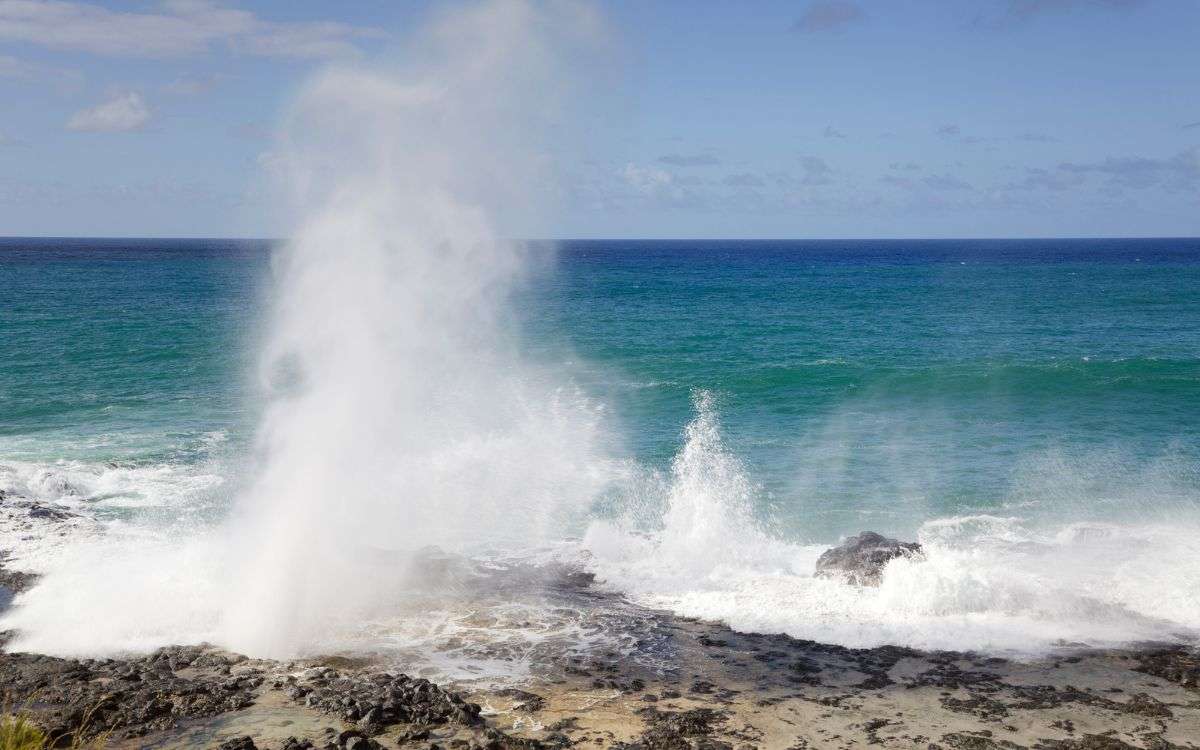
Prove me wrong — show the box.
[0,700,109,750]
[0,714,46,750]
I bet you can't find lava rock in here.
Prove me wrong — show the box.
[283,669,482,733]
[1135,647,1200,690]
[0,645,264,743]
[1037,736,1139,750]
[0,564,39,599]
[26,503,78,521]
[614,708,730,750]
[814,531,922,586]
[495,688,546,713]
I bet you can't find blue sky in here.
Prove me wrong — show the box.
[1,0,1197,238]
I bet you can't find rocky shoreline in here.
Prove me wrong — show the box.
[1,499,1198,749]
[2,597,1198,749]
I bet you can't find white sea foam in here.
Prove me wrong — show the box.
[5,391,1199,661]
[583,392,1200,655]
[0,459,225,513]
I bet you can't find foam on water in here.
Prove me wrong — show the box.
[583,392,1200,655]
[0,459,225,514]
[3,393,1199,665]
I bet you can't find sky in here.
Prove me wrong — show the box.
[0,0,1198,239]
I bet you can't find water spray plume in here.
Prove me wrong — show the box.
[0,0,616,660]
[220,0,613,657]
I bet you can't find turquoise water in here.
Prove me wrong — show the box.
[0,239,263,461]
[4,236,1200,658]
[3,237,1200,542]
[541,239,1200,540]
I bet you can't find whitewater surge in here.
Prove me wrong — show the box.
[3,390,1199,664]
[584,392,1200,655]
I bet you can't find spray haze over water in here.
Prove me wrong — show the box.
[4,0,621,661]
[222,0,614,657]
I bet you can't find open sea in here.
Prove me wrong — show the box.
[2,236,1199,667]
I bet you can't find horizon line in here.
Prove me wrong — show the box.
[2,234,1199,243]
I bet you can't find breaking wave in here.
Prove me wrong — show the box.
[583,392,1200,654]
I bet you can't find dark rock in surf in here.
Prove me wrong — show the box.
[0,487,79,524]
[814,531,922,586]
[495,688,547,713]
[0,557,40,622]
[0,564,39,595]
[26,503,78,521]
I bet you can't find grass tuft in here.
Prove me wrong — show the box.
[0,694,110,750]
[0,714,47,750]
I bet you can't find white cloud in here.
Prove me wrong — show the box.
[0,0,382,59]
[66,91,150,132]
[1058,149,1200,192]
[622,163,674,194]
[239,20,374,59]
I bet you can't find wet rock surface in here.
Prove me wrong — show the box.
[1136,647,1200,690]
[0,645,265,743]
[278,667,483,731]
[0,641,560,750]
[0,487,82,525]
[0,626,1196,750]
[614,708,729,750]
[0,564,39,595]
[813,531,923,585]
[0,488,83,613]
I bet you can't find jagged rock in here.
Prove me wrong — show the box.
[1122,692,1172,717]
[1036,736,1139,749]
[938,733,1021,750]
[0,645,263,743]
[26,503,78,521]
[495,688,546,712]
[1136,647,1199,690]
[0,565,39,596]
[814,531,922,586]
[284,668,481,732]
[613,708,729,750]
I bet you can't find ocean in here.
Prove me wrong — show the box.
[2,237,1199,671]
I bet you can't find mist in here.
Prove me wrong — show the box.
[1,0,620,660]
